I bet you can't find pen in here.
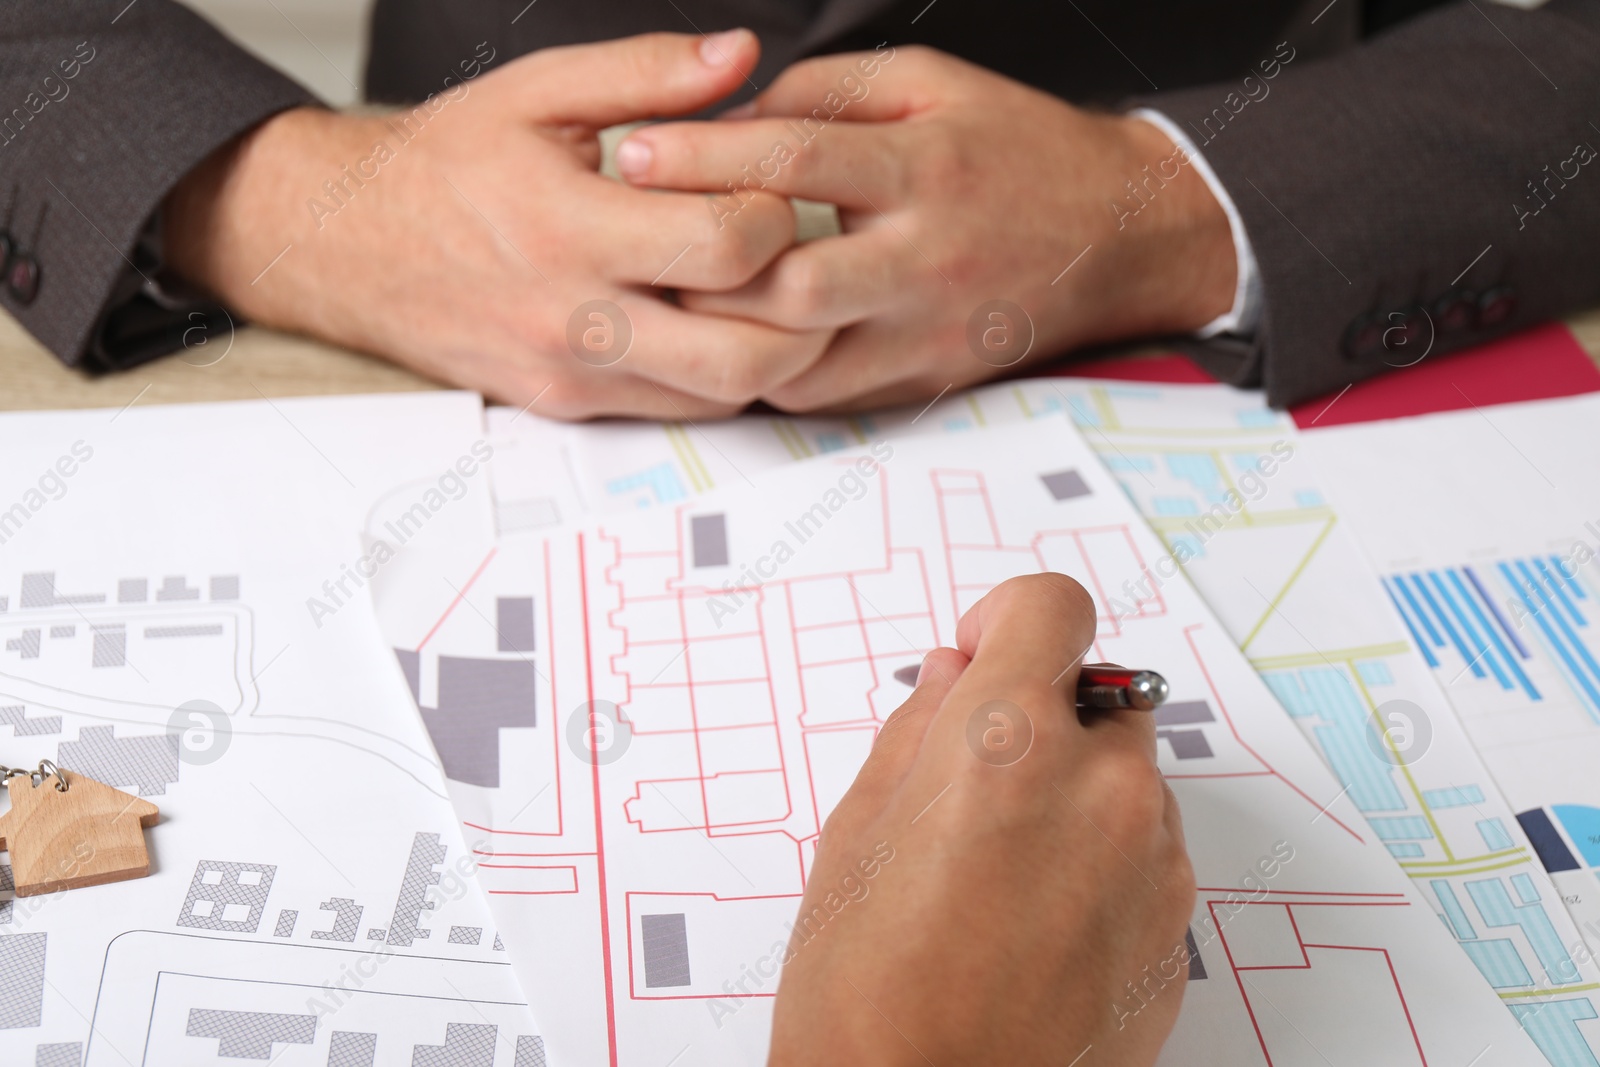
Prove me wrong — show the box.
[1076,664,1169,711]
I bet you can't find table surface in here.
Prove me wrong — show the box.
[4,306,1599,413]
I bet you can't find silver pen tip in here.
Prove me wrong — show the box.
[1128,671,1170,711]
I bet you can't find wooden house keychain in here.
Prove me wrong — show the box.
[0,760,159,896]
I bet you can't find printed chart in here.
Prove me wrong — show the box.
[1311,394,1600,977]
[397,418,1543,1066]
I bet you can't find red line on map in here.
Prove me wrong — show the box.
[415,546,497,652]
[579,532,620,1067]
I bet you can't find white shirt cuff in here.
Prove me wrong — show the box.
[1129,107,1263,340]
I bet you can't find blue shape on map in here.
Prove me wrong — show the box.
[1509,999,1600,1067]
[605,463,687,505]
[1466,877,1579,985]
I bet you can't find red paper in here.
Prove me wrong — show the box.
[1047,323,1599,426]
[1285,323,1600,428]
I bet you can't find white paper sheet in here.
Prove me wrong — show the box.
[1053,383,1600,1067]
[0,394,543,1065]
[394,416,1542,1066]
[485,377,1600,1065]
[1309,394,1600,957]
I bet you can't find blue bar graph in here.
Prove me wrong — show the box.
[1384,578,1438,667]
[1384,564,1543,703]
[1501,559,1600,722]
[1468,565,1531,658]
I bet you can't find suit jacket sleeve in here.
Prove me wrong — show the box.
[0,2,314,371]
[1144,0,1600,407]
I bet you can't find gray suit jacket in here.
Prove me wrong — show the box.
[3,0,1597,405]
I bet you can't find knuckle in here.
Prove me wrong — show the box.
[658,125,707,174]
[897,44,941,71]
[994,572,1097,622]
[1154,851,1198,934]
[697,214,769,289]
[746,333,826,402]
[517,313,564,360]
[784,135,827,185]
[985,680,1060,723]
[818,803,867,851]
[534,380,599,421]
[875,694,934,749]
[1111,746,1166,798]
[918,646,965,684]
[762,380,821,414]
[646,31,687,51]
[914,123,975,192]
[1085,750,1167,833]
[875,702,918,743]
[777,256,833,326]
[639,32,688,68]
[514,315,578,374]
[612,44,653,94]
[883,160,916,214]
[1168,852,1198,910]
[704,352,770,405]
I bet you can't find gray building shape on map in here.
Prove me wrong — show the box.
[411,1022,497,1067]
[19,573,103,610]
[0,705,61,736]
[1039,469,1092,501]
[385,832,447,947]
[186,1009,314,1058]
[0,932,46,1029]
[641,913,692,988]
[690,514,729,568]
[57,724,180,795]
[1154,700,1217,760]
[178,861,276,934]
[394,650,535,788]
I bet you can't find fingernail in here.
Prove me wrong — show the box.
[700,28,751,67]
[615,138,653,179]
[718,100,758,120]
[916,652,937,686]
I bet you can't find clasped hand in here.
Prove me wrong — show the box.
[167,32,1234,418]
[620,43,1236,412]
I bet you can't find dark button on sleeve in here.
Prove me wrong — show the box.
[6,252,40,305]
[1477,286,1517,327]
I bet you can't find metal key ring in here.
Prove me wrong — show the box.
[35,759,67,791]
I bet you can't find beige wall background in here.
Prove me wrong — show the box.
[176,0,373,107]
